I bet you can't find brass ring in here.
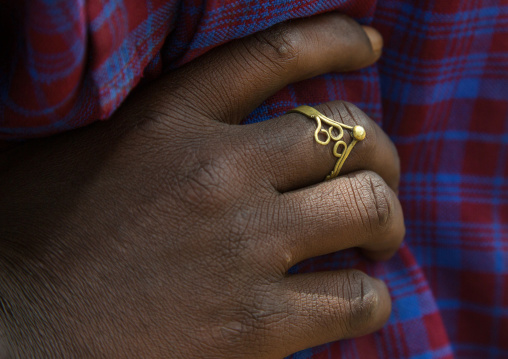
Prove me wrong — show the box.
[287,105,366,181]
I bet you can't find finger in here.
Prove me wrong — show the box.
[277,171,405,263]
[241,100,400,192]
[266,270,391,357]
[165,13,382,124]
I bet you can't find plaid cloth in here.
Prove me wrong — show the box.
[1,0,508,358]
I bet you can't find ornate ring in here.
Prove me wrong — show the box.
[287,105,366,181]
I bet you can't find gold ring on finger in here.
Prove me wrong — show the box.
[287,105,366,181]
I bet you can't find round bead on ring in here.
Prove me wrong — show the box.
[287,105,366,181]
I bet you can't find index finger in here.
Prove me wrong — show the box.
[163,13,382,124]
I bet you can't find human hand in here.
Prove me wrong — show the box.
[0,13,404,358]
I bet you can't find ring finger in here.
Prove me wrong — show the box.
[277,169,405,264]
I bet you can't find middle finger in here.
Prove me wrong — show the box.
[240,100,400,193]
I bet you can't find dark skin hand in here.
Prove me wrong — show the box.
[0,13,404,358]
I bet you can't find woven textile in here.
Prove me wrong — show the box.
[1,0,507,358]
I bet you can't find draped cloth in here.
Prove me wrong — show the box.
[1,0,507,357]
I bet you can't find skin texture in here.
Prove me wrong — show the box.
[0,13,404,358]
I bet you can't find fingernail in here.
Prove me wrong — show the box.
[361,26,384,59]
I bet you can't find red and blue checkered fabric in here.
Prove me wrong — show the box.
[1,0,507,358]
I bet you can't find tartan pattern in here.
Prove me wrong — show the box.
[1,0,508,358]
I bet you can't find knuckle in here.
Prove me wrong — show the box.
[340,101,375,138]
[176,146,240,211]
[211,319,257,351]
[332,100,402,193]
[346,172,394,232]
[209,288,279,356]
[250,22,301,71]
[366,172,393,228]
[184,159,225,204]
[336,270,380,336]
[322,100,377,148]
[221,207,261,259]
